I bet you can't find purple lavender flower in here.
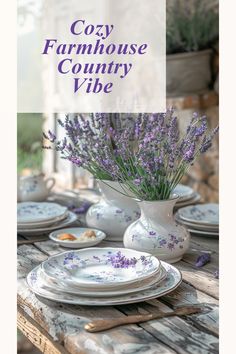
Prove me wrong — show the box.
[140,255,152,266]
[107,251,137,268]
[159,239,167,247]
[167,243,175,251]
[43,111,218,201]
[195,253,211,267]
[68,201,91,214]
[149,231,156,236]
[47,130,56,143]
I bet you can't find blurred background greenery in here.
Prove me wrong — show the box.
[17,113,43,174]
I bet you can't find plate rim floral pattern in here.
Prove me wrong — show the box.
[17,202,68,223]
[41,247,161,288]
[175,213,219,231]
[27,261,182,306]
[172,184,194,201]
[17,211,77,235]
[178,203,219,225]
[40,265,167,297]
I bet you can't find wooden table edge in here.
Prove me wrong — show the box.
[17,306,70,354]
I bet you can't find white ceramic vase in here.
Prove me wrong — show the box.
[123,195,190,263]
[85,180,140,241]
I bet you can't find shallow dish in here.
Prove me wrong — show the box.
[173,184,194,201]
[175,213,219,231]
[27,261,181,306]
[41,247,160,289]
[17,202,68,223]
[41,265,167,297]
[18,212,68,229]
[18,211,78,235]
[49,227,106,248]
[188,228,219,237]
[178,204,219,225]
[175,193,201,208]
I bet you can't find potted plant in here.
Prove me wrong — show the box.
[166,0,218,96]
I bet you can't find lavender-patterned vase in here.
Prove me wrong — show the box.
[123,195,190,263]
[86,180,140,241]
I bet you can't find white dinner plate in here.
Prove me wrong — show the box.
[18,211,78,235]
[17,202,68,224]
[175,193,201,208]
[49,227,106,248]
[178,204,219,225]
[175,214,219,231]
[41,247,160,289]
[188,228,219,237]
[17,212,69,229]
[27,261,182,306]
[41,265,167,297]
[173,184,195,201]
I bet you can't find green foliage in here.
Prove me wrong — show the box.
[17,113,43,173]
[167,0,218,54]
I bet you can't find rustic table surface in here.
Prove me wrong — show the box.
[17,193,219,354]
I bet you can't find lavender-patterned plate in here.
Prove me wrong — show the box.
[41,247,160,289]
[178,204,219,225]
[172,184,195,201]
[17,202,67,224]
[18,211,78,236]
[27,261,182,306]
[40,265,167,297]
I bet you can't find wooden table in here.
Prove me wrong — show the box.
[17,197,219,354]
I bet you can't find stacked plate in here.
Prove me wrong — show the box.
[17,202,77,235]
[173,184,201,208]
[175,203,219,237]
[27,247,182,306]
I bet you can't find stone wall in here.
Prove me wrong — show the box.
[166,0,219,202]
[167,92,219,203]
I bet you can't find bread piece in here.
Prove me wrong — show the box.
[81,230,96,238]
[58,233,77,241]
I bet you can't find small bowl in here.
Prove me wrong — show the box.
[49,227,106,248]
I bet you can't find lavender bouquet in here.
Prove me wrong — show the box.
[110,109,219,200]
[43,110,218,201]
[43,113,133,181]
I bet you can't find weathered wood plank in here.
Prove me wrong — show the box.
[18,244,177,354]
[159,282,218,336]
[18,307,70,354]
[176,262,219,299]
[181,235,219,275]
[117,301,219,354]
[182,249,218,274]
[190,235,219,254]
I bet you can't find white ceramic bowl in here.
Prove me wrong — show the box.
[49,227,106,248]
